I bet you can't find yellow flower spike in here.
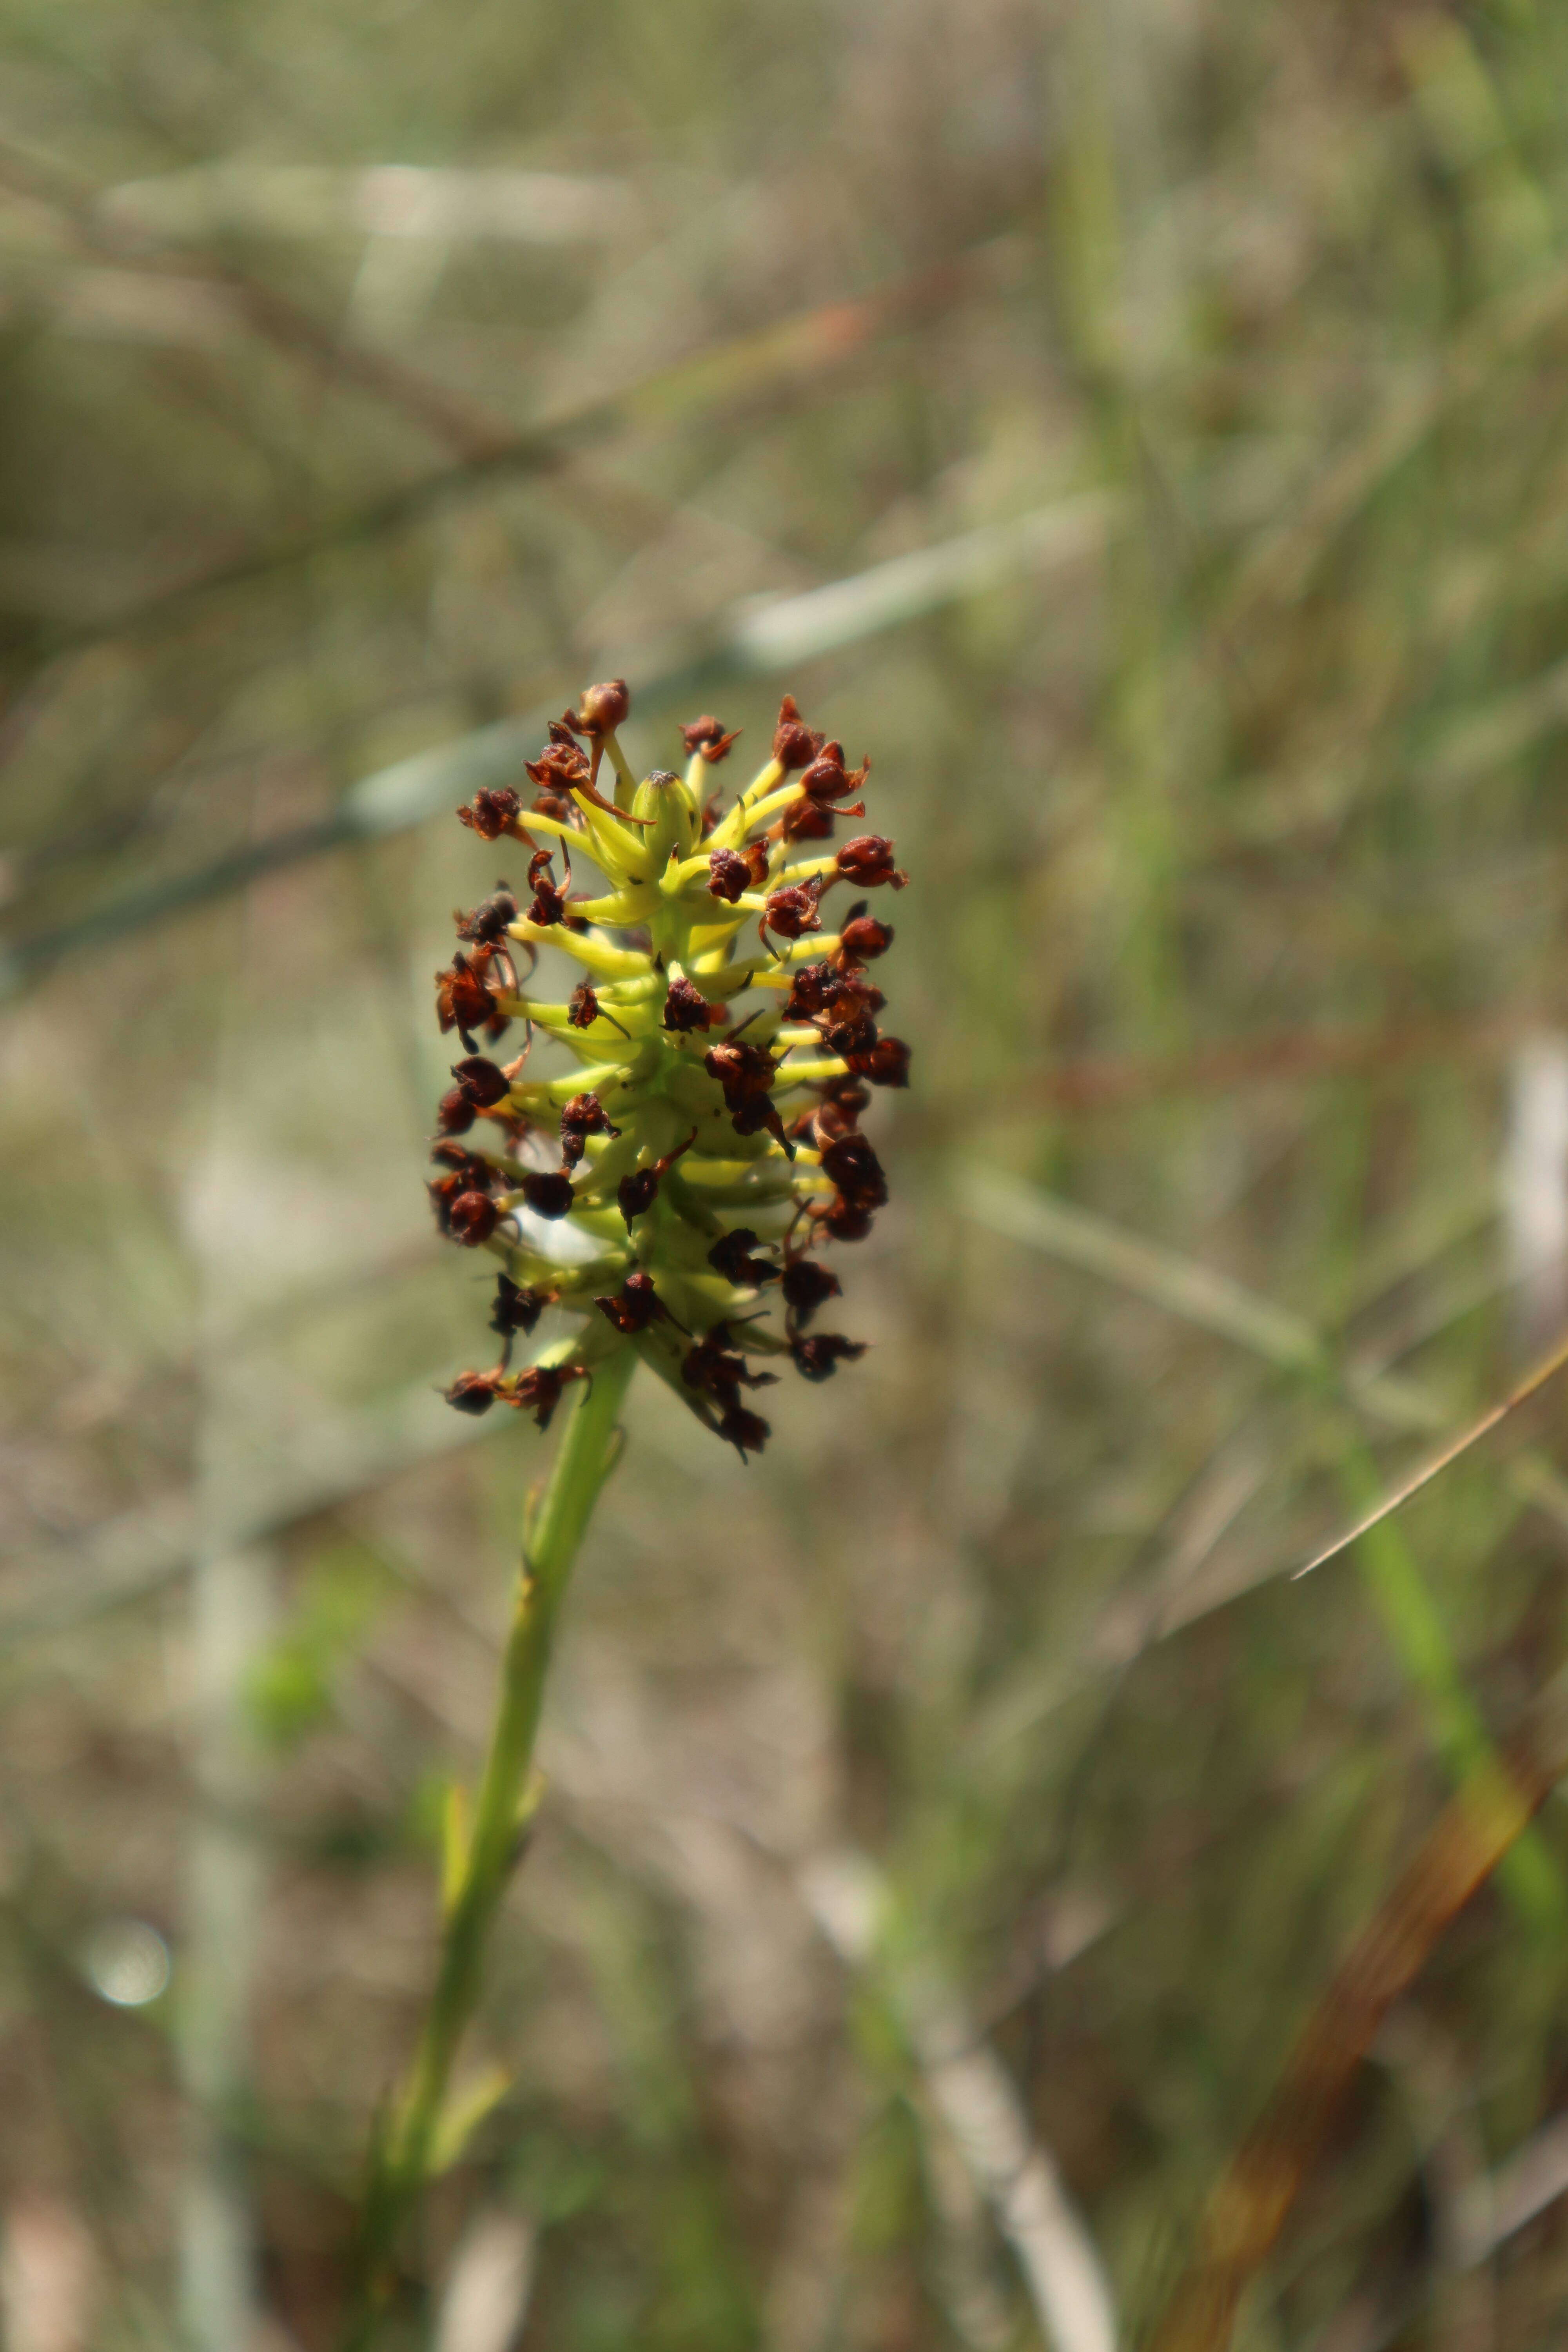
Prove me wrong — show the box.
[436,680,907,1453]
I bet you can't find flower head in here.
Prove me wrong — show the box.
[432,684,906,1457]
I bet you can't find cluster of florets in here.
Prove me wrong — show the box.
[430,681,906,1459]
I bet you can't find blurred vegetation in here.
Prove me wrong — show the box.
[8,0,1568,2345]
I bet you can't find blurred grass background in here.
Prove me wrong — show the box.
[7,1,1568,2345]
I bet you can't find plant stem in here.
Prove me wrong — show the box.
[346,1345,636,2342]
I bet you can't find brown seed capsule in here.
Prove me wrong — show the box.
[505,1362,589,1430]
[800,744,870,803]
[681,1325,778,1403]
[773,694,824,773]
[520,1171,574,1220]
[490,1275,552,1363]
[526,848,569,929]
[813,1194,875,1243]
[820,1006,880,1059]
[436,1086,477,1136]
[762,879,823,942]
[449,1190,500,1246]
[835,835,907,890]
[435,951,501,1049]
[780,1258,841,1329]
[784,962,848,1018]
[707,847,752,903]
[455,884,519,948]
[595,1271,672,1336]
[451,1055,512,1108]
[708,1229,780,1287]
[567,981,600,1030]
[680,715,740,763]
[662,977,715,1033]
[457,786,524,842]
[718,1401,770,1459]
[837,904,894,963]
[616,1130,697,1227]
[703,1039,777,1115]
[843,1034,911,1088]
[618,1168,659,1227]
[780,797,839,843]
[445,1370,501,1415]
[821,1132,888,1212]
[790,1332,866,1381]
[558,1092,620,1169]
[526,742,590,792]
[576,679,631,737]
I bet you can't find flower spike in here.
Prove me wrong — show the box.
[432,681,905,1453]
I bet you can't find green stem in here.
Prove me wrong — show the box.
[346,1346,636,2343]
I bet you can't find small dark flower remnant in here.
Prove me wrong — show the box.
[504,1362,589,1430]
[681,715,740,764]
[781,1258,841,1330]
[558,1092,620,1169]
[445,1370,503,1415]
[835,836,907,891]
[457,786,524,842]
[435,951,506,1052]
[708,1229,780,1288]
[662,977,715,1033]
[617,1131,697,1231]
[490,1275,552,1365]
[762,879,823,944]
[790,1332,866,1382]
[434,680,905,1454]
[595,1271,675,1336]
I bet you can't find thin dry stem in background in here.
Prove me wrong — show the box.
[1148,1667,1568,2352]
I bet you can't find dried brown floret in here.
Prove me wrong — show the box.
[526,848,569,929]
[435,950,502,1050]
[455,883,519,948]
[681,715,740,764]
[790,1332,866,1381]
[594,1272,674,1336]
[445,1370,502,1415]
[820,1132,888,1213]
[762,878,823,943]
[837,904,894,963]
[835,835,907,890]
[773,695,824,773]
[780,1258,841,1329]
[708,1229,780,1287]
[558,1092,620,1169]
[707,848,752,903]
[518,1171,574,1221]
[448,1190,500,1247]
[717,1401,770,1459]
[662,977,716,1033]
[490,1276,552,1363]
[843,1034,911,1088]
[503,1362,589,1429]
[450,1055,512,1108]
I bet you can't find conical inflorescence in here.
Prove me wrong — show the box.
[430,680,906,1457]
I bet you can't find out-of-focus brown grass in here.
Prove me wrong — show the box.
[8,2,1568,2345]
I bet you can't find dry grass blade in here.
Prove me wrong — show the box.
[965,1172,1325,1374]
[1146,1666,1568,2352]
[1293,1322,1568,1580]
